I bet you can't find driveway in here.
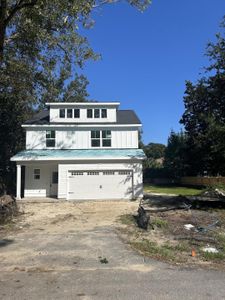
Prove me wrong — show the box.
[0,200,225,300]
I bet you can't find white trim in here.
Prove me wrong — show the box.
[11,156,145,162]
[45,102,120,106]
[16,164,21,200]
[22,124,142,128]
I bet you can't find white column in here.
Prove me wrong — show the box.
[16,164,21,200]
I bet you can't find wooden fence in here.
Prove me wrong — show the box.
[180,177,225,186]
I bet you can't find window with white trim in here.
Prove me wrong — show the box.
[94,109,100,118]
[91,130,101,147]
[67,109,72,118]
[87,108,107,119]
[102,130,111,147]
[101,109,107,118]
[34,169,40,180]
[59,109,65,118]
[74,109,80,118]
[91,130,111,147]
[87,109,93,118]
[46,130,55,147]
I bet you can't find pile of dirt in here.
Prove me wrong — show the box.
[0,195,18,224]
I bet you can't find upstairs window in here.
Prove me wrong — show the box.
[101,109,107,118]
[67,109,72,118]
[91,130,100,147]
[46,130,55,147]
[74,109,80,118]
[59,109,65,118]
[87,109,93,118]
[102,130,111,147]
[94,109,100,118]
[91,130,111,147]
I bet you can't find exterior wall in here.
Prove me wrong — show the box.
[26,130,45,149]
[49,106,117,123]
[24,163,57,197]
[26,127,139,150]
[58,160,143,200]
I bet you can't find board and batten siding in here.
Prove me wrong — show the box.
[26,127,139,149]
[50,107,117,123]
[58,162,143,199]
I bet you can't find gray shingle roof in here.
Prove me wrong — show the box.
[24,109,141,125]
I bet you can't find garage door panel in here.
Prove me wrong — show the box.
[68,170,133,200]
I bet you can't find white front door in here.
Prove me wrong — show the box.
[50,171,58,196]
[67,170,133,200]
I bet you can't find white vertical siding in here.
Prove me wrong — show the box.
[50,107,117,123]
[26,130,46,149]
[26,128,139,150]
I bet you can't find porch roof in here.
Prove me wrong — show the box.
[11,149,146,162]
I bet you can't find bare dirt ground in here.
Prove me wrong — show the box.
[0,200,225,300]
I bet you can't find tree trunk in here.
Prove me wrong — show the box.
[0,0,7,63]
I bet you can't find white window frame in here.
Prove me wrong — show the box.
[34,169,40,180]
[46,130,56,148]
[74,109,80,118]
[91,130,111,148]
[59,109,65,118]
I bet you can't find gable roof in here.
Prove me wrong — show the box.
[24,109,141,125]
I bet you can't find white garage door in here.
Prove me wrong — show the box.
[67,170,133,200]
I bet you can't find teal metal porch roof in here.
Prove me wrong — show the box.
[11,149,146,161]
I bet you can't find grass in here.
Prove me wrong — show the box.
[151,217,168,229]
[144,184,203,196]
[118,211,225,267]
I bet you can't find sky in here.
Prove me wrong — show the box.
[80,0,225,145]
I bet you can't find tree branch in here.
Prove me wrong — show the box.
[5,0,38,26]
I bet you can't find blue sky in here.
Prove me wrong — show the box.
[81,0,225,145]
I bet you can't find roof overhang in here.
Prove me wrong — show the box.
[11,149,146,162]
[22,124,142,128]
[46,102,120,107]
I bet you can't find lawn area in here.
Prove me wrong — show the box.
[144,184,203,196]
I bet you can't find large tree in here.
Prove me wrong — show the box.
[0,0,151,193]
[180,16,225,176]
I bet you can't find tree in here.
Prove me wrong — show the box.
[163,131,189,178]
[180,16,225,176]
[144,143,166,160]
[0,0,151,193]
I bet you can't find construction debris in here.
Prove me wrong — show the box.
[202,247,219,254]
[136,206,150,230]
[0,195,18,224]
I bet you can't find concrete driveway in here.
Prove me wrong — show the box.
[0,200,225,300]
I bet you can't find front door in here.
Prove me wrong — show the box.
[50,171,58,197]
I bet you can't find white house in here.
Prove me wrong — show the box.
[11,102,146,200]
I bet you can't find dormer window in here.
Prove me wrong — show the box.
[87,109,92,118]
[101,109,107,118]
[59,109,65,118]
[67,109,72,118]
[74,109,80,118]
[87,108,107,119]
[94,109,100,118]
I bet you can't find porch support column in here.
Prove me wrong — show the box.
[16,164,21,200]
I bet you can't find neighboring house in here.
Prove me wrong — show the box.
[11,102,146,200]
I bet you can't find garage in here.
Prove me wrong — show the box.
[67,170,133,200]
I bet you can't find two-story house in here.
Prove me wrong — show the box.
[11,102,146,200]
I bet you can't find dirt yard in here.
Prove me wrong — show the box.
[118,196,225,270]
[1,199,225,299]
[0,200,139,272]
